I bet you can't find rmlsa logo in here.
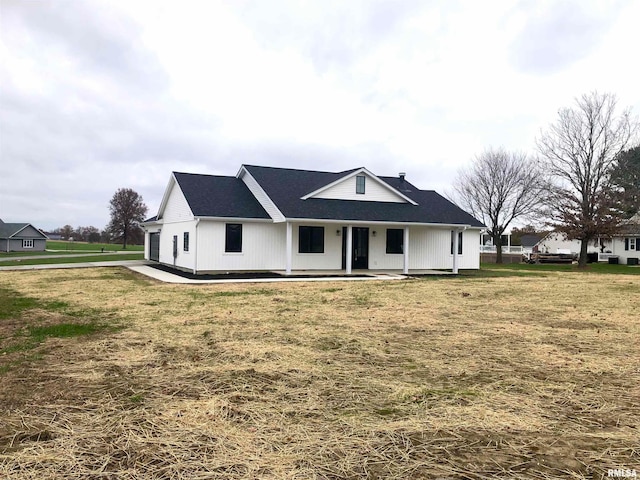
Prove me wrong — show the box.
[608,469,638,478]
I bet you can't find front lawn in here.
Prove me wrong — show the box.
[0,268,638,479]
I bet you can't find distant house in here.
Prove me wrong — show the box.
[607,214,640,264]
[520,233,545,256]
[0,219,48,252]
[534,216,640,264]
[142,165,485,274]
[535,232,596,256]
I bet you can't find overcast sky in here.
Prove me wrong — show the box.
[1,0,639,231]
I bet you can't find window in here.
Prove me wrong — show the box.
[298,226,324,253]
[386,229,403,254]
[356,175,365,194]
[183,232,189,252]
[627,238,638,251]
[450,230,463,255]
[22,239,34,248]
[225,224,242,252]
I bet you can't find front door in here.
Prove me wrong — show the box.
[342,227,369,269]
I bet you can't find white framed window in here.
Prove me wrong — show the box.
[631,238,637,251]
[356,175,365,194]
[22,239,34,248]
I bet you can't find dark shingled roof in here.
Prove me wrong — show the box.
[164,166,484,227]
[520,234,545,247]
[243,165,484,227]
[173,172,270,219]
[0,222,30,238]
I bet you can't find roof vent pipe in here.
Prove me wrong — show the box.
[399,172,406,181]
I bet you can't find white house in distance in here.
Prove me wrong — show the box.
[142,165,485,275]
[535,232,590,256]
[535,214,640,264]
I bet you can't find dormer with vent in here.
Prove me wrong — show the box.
[300,168,417,204]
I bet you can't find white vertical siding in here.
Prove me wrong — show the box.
[312,174,406,202]
[162,183,193,222]
[156,219,482,272]
[367,227,480,270]
[291,223,343,270]
[368,228,404,269]
[196,221,286,271]
[407,228,480,270]
[158,220,197,271]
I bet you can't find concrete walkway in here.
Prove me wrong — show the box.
[0,260,148,271]
[0,260,451,283]
[127,265,410,284]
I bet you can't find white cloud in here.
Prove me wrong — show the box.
[1,0,639,230]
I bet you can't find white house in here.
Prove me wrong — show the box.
[534,215,640,264]
[606,214,640,264]
[141,165,485,274]
[535,232,591,256]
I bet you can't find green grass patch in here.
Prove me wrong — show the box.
[0,251,82,258]
[0,287,121,373]
[28,323,105,341]
[0,253,143,267]
[1,322,114,358]
[478,262,640,275]
[0,287,41,319]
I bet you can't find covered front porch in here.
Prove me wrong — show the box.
[282,221,468,275]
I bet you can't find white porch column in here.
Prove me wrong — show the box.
[144,231,150,260]
[452,229,460,274]
[403,226,410,274]
[285,221,292,275]
[346,225,353,274]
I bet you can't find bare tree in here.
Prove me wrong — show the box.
[537,92,638,267]
[60,224,73,241]
[453,147,546,263]
[107,188,148,249]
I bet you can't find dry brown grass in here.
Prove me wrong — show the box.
[0,267,639,479]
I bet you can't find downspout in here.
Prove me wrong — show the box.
[193,217,200,275]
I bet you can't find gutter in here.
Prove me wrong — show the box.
[283,217,481,229]
[193,217,200,275]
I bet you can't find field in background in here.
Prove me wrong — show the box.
[46,240,144,251]
[0,267,638,479]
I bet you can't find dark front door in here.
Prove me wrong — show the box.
[149,233,160,262]
[342,227,369,270]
